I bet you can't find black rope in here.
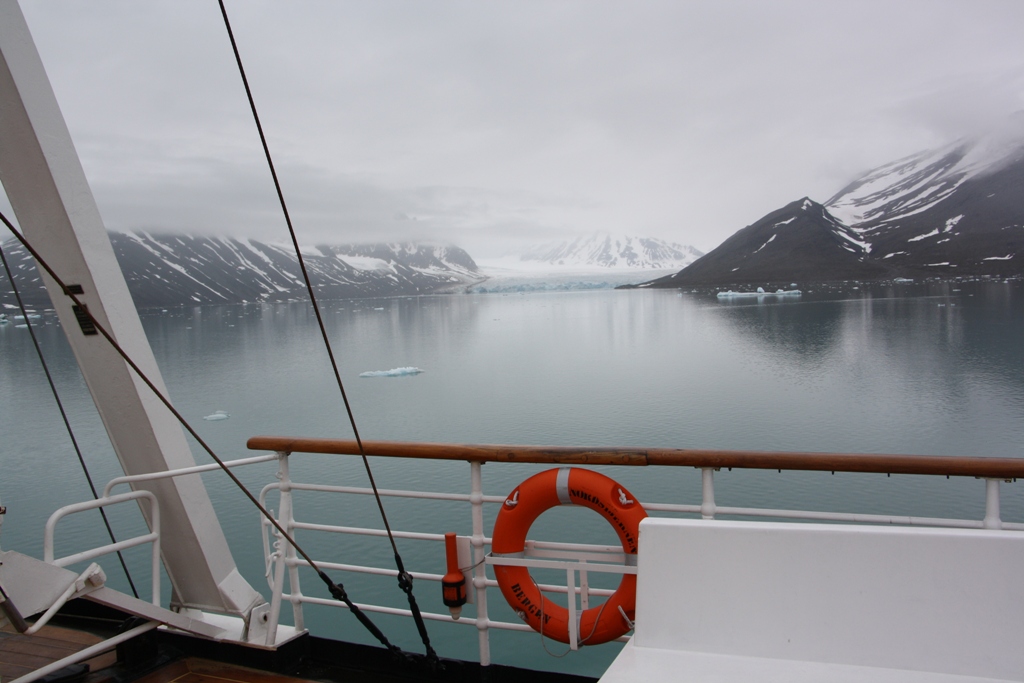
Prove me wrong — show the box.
[0,214,403,658]
[0,239,139,599]
[215,0,437,666]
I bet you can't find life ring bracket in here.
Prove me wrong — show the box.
[487,552,639,572]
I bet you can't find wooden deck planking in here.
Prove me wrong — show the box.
[136,659,311,683]
[0,623,117,680]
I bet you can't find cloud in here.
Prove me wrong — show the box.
[79,151,597,257]
[8,0,1024,255]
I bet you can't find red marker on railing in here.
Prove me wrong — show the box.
[441,532,467,620]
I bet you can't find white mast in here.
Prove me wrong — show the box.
[0,0,264,621]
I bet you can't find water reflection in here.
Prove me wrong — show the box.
[697,283,1024,456]
[2,284,1023,676]
[711,298,843,365]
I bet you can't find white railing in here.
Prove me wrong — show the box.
[42,453,280,610]
[253,450,1022,661]
[257,456,636,657]
[681,465,1021,530]
[44,490,161,605]
[100,453,278,498]
[41,445,1023,666]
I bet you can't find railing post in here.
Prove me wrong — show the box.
[265,451,303,645]
[579,559,589,611]
[264,453,287,645]
[281,453,305,633]
[983,478,1002,530]
[470,461,491,666]
[150,497,161,606]
[701,467,716,519]
[566,568,578,651]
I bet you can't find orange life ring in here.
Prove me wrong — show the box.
[491,468,647,645]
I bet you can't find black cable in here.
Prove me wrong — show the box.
[0,214,403,658]
[0,239,139,599]
[215,0,437,665]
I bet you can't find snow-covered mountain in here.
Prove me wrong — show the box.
[0,231,482,309]
[514,233,703,270]
[639,122,1024,287]
[827,118,1024,229]
[822,125,1024,275]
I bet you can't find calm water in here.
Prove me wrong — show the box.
[2,281,1023,676]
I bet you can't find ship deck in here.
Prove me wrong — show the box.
[0,623,115,682]
[136,658,311,683]
[0,600,597,683]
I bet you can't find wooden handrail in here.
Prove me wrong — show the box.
[247,436,1024,479]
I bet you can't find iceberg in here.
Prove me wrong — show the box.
[203,410,230,421]
[359,367,424,378]
[717,288,801,300]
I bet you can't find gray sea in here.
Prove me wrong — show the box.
[2,280,1023,677]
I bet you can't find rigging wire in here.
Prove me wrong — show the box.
[215,0,438,665]
[0,213,406,662]
[0,240,139,599]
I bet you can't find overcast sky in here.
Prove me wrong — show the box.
[3,0,1024,256]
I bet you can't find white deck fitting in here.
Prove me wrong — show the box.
[0,550,222,639]
[600,518,1024,682]
[602,642,1018,683]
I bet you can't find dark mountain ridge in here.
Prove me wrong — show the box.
[637,131,1024,289]
[643,198,894,287]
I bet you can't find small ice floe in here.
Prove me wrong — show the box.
[203,410,230,421]
[0,313,7,324]
[359,367,424,378]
